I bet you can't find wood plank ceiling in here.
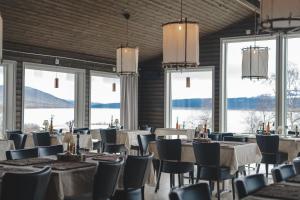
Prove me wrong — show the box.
[0,0,252,62]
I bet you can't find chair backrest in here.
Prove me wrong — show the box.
[223,136,248,142]
[169,183,211,200]
[235,174,267,199]
[137,134,156,156]
[288,131,296,135]
[73,127,90,134]
[100,129,117,144]
[38,145,64,157]
[256,135,279,154]
[156,139,181,161]
[1,167,51,200]
[8,133,27,149]
[93,159,124,199]
[32,132,51,146]
[6,148,39,160]
[123,154,154,190]
[6,130,23,135]
[293,157,300,174]
[140,124,152,132]
[193,142,220,167]
[272,164,296,183]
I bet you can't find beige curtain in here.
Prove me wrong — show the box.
[120,75,138,130]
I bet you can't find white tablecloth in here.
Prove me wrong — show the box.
[116,130,151,150]
[149,141,262,174]
[25,133,93,150]
[0,140,15,160]
[155,128,195,140]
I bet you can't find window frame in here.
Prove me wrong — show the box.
[89,70,120,129]
[220,35,280,133]
[22,62,85,130]
[164,66,215,129]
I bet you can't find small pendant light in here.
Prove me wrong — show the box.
[186,77,190,88]
[112,82,116,92]
[54,58,60,88]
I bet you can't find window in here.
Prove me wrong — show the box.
[223,38,276,133]
[165,68,214,129]
[90,72,120,129]
[0,65,4,137]
[23,64,79,132]
[286,37,300,130]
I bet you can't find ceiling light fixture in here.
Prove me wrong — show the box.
[162,0,199,69]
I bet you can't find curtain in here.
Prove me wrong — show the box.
[120,75,138,130]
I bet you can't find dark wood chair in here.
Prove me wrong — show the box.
[6,148,39,160]
[32,132,51,146]
[293,157,300,174]
[7,133,27,149]
[0,167,51,200]
[100,129,126,154]
[256,135,288,177]
[235,174,267,199]
[169,183,211,200]
[193,142,235,200]
[155,139,194,192]
[113,154,153,200]
[272,164,296,183]
[38,145,63,156]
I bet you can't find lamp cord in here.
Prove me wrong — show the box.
[254,9,257,47]
[180,0,183,21]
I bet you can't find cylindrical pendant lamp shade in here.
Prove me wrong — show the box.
[162,20,199,68]
[242,47,269,79]
[116,47,138,75]
[0,15,3,62]
[261,0,300,31]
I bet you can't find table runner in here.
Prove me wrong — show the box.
[253,183,300,200]
[33,161,96,171]
[92,154,121,162]
[0,157,54,166]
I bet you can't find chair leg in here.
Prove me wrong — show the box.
[170,173,173,188]
[196,166,200,183]
[155,161,163,193]
[178,174,181,187]
[209,180,213,195]
[256,164,260,174]
[265,164,269,178]
[217,180,220,200]
[232,178,235,200]
[189,171,194,184]
[141,186,145,200]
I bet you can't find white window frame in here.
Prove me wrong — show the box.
[89,70,120,129]
[220,35,279,133]
[1,60,17,133]
[22,62,85,130]
[164,67,215,129]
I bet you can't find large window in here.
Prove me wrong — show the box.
[166,69,213,129]
[24,65,77,132]
[286,37,300,130]
[224,38,276,133]
[90,72,120,129]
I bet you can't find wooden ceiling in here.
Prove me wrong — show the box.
[0,0,252,62]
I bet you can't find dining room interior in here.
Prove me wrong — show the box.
[1,0,300,200]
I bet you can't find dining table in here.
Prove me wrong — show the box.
[242,134,300,162]
[148,140,262,174]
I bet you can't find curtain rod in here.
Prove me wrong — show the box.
[3,49,116,67]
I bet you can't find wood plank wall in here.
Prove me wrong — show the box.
[138,17,253,131]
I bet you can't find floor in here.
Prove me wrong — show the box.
[144,164,274,200]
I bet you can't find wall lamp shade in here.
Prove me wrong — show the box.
[0,15,3,62]
[116,46,138,75]
[242,46,269,79]
[162,20,199,68]
[261,0,300,32]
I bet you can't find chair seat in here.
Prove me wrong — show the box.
[112,188,142,200]
[199,166,233,180]
[162,161,194,174]
[261,151,288,164]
